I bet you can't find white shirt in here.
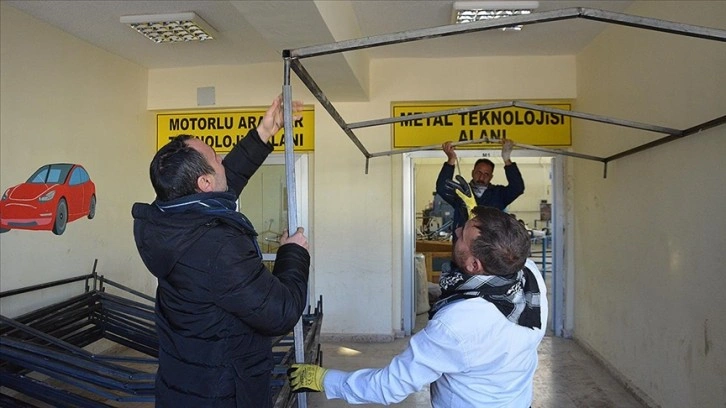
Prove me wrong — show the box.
[323,259,548,407]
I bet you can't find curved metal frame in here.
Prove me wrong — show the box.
[278,9,725,407]
[281,7,726,176]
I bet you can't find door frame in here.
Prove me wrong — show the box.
[402,150,567,336]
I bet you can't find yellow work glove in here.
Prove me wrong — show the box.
[456,187,477,219]
[446,175,477,219]
[287,363,328,393]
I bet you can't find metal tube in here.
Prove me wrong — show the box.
[348,101,514,129]
[369,136,495,157]
[289,8,582,59]
[101,278,155,303]
[289,59,371,158]
[512,101,682,135]
[605,114,726,162]
[349,100,681,137]
[0,315,92,357]
[508,142,606,162]
[284,57,308,408]
[285,8,725,169]
[581,8,726,42]
[288,7,725,60]
[368,137,606,163]
[0,274,93,299]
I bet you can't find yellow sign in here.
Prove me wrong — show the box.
[156,106,315,153]
[392,101,571,148]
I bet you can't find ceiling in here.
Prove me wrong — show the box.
[5,0,634,100]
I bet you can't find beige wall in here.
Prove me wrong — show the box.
[0,4,154,317]
[573,1,726,406]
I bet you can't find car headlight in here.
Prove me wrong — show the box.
[39,190,56,202]
[1,189,7,200]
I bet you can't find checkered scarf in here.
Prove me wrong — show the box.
[429,261,542,329]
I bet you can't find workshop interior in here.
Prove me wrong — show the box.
[1,1,724,407]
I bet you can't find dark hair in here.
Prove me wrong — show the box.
[474,158,495,172]
[469,206,530,276]
[149,135,214,201]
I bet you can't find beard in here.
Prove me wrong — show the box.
[451,245,469,273]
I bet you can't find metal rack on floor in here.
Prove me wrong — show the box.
[0,260,323,408]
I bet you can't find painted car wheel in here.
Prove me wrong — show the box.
[53,198,68,235]
[88,195,96,219]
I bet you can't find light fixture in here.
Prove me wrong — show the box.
[452,1,539,30]
[120,12,215,44]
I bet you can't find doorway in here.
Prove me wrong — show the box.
[403,150,564,336]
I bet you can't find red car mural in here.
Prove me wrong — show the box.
[0,163,96,235]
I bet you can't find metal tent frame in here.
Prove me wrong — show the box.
[278,9,724,407]
[280,8,726,177]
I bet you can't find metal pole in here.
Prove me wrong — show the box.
[283,57,307,408]
[285,8,725,169]
[0,274,94,299]
[348,100,680,136]
[580,8,726,42]
[288,8,725,60]
[368,137,606,163]
[289,9,582,59]
[289,58,371,158]
[348,101,515,129]
[604,114,726,162]
[512,101,681,135]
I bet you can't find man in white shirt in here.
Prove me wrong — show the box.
[288,206,548,407]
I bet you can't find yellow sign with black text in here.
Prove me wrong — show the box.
[392,101,571,148]
[156,107,315,153]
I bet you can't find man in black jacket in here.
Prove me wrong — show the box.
[435,139,524,241]
[132,95,309,408]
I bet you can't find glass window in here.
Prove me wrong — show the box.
[29,167,49,183]
[78,167,90,183]
[239,163,287,255]
[27,164,72,184]
[237,154,308,265]
[69,168,82,186]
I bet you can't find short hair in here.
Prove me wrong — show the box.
[469,206,531,276]
[149,135,214,202]
[474,158,495,172]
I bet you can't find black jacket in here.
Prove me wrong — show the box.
[132,130,309,407]
[436,161,525,234]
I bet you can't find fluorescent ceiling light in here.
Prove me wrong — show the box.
[120,12,215,43]
[452,1,539,30]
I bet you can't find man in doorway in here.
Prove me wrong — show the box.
[132,95,310,407]
[287,206,547,407]
[436,139,525,238]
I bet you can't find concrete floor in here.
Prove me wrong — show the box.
[308,315,647,407]
[5,319,647,408]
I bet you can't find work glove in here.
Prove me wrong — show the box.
[445,175,476,220]
[287,363,328,393]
